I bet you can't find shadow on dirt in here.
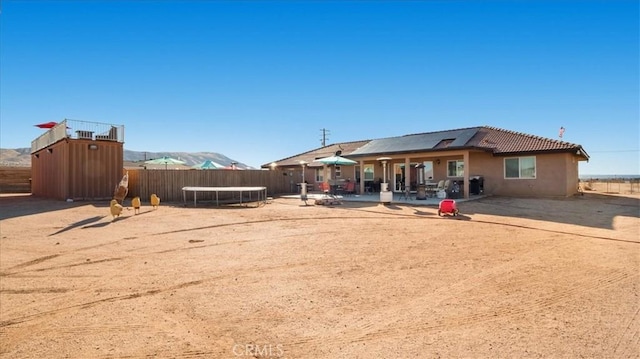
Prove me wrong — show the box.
[0,194,90,221]
[452,193,639,230]
[48,216,106,236]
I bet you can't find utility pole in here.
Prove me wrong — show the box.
[320,128,330,147]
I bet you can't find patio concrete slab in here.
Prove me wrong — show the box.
[282,191,486,206]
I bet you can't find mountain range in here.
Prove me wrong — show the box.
[0,148,252,169]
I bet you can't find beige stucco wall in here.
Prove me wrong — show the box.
[565,154,581,195]
[468,151,579,197]
[286,150,583,197]
[346,151,581,198]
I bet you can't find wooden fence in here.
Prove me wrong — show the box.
[0,167,31,193]
[0,167,303,201]
[126,169,298,202]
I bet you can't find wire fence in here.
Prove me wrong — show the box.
[580,178,640,194]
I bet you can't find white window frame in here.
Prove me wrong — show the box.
[504,156,536,179]
[423,161,434,182]
[315,168,324,182]
[447,160,464,177]
[335,165,341,178]
[363,164,374,181]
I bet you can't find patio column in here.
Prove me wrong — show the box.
[359,160,365,194]
[405,157,410,190]
[463,151,470,199]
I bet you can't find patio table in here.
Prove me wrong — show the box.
[424,182,439,197]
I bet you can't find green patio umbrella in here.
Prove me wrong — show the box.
[145,156,186,170]
[192,160,224,170]
[313,155,357,193]
[313,155,357,166]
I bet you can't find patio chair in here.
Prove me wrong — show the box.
[343,181,356,196]
[435,180,446,199]
[443,180,452,198]
[314,182,343,205]
[318,182,330,195]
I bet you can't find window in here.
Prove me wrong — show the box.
[422,161,434,181]
[447,160,464,177]
[315,168,324,182]
[363,164,374,181]
[335,166,341,178]
[505,156,536,179]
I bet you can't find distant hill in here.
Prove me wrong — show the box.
[0,148,252,169]
[123,150,252,169]
[0,148,32,167]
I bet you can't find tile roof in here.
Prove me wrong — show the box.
[349,126,589,158]
[263,126,589,167]
[263,140,370,168]
[467,126,588,156]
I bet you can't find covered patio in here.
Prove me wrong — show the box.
[281,190,486,206]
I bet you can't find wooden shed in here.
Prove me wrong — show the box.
[30,119,124,201]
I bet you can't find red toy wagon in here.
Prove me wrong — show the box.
[438,199,459,216]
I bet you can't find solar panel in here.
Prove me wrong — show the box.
[450,128,479,146]
[350,128,479,156]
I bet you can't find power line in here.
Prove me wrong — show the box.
[320,128,330,147]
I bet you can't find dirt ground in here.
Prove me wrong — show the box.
[0,191,638,358]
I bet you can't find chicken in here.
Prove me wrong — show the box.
[131,196,141,214]
[110,199,123,219]
[150,194,160,209]
[113,171,129,204]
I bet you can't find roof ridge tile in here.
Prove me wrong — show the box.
[483,125,580,147]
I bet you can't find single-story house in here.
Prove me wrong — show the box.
[261,126,590,198]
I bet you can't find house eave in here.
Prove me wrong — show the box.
[346,146,490,158]
[492,148,590,161]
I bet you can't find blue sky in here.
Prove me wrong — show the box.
[1,1,638,174]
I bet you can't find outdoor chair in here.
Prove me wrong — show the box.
[342,181,356,196]
[318,182,330,194]
[435,180,446,198]
[96,126,118,141]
